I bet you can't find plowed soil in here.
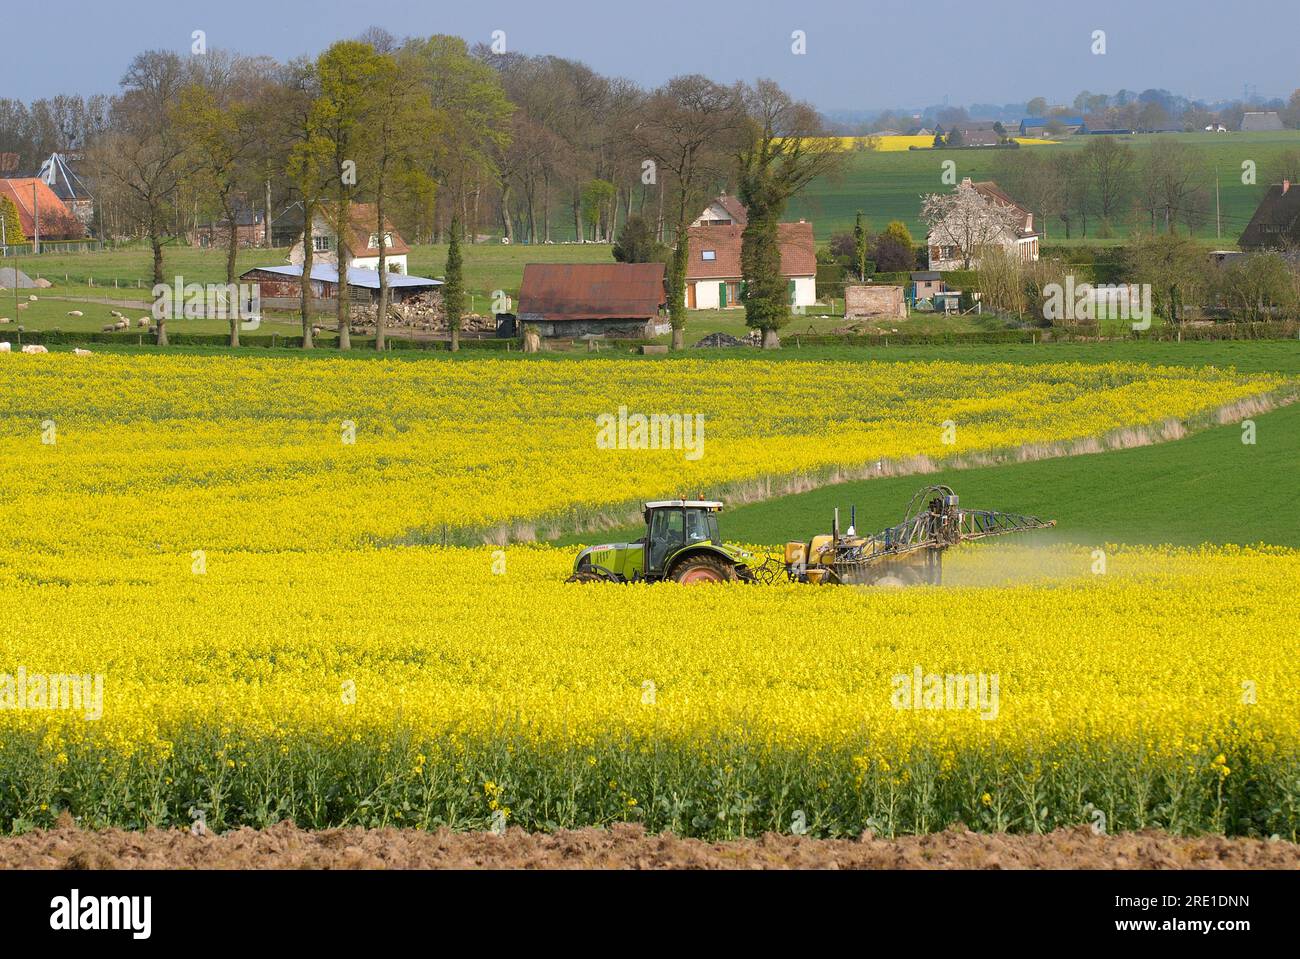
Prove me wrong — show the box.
[2,820,1297,869]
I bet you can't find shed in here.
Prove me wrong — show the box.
[516,262,667,337]
[240,264,442,310]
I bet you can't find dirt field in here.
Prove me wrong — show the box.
[2,820,1296,869]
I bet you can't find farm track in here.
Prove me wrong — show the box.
[4,821,1297,869]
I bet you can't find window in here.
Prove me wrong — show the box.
[383,232,394,247]
[313,235,334,252]
[701,250,716,261]
[368,233,379,249]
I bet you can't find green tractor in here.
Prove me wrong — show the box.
[567,500,763,584]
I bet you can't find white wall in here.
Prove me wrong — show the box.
[350,254,407,274]
[686,275,816,310]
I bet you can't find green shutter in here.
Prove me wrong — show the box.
[719,282,727,307]
[787,279,796,305]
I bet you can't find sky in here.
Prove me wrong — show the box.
[5,0,1296,111]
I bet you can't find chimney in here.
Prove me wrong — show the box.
[1284,180,1291,195]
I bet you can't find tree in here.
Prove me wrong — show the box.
[944,126,965,148]
[1127,232,1206,327]
[734,80,842,348]
[612,214,666,263]
[175,55,271,346]
[635,74,743,349]
[443,214,465,352]
[281,56,332,349]
[0,195,25,245]
[406,35,512,240]
[580,178,615,239]
[921,181,1020,270]
[1080,136,1135,235]
[1026,97,1048,117]
[1216,253,1297,323]
[312,40,388,350]
[997,148,1064,239]
[95,51,190,285]
[361,48,438,351]
[852,211,868,281]
[1137,140,1209,233]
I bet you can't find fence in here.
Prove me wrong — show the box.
[0,239,105,257]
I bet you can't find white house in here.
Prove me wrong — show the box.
[926,178,1040,271]
[691,192,748,227]
[290,202,409,274]
[684,220,817,309]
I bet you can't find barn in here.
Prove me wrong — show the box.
[240,264,442,311]
[515,262,667,337]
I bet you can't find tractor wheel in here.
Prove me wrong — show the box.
[671,555,738,584]
[872,567,923,588]
[566,570,607,584]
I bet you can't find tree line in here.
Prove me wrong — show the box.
[3,30,842,350]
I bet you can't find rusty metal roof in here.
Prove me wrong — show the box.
[517,262,666,320]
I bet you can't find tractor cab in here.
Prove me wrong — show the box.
[643,500,723,575]
[568,499,757,584]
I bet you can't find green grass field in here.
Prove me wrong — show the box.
[542,337,1300,550]
[788,130,1300,241]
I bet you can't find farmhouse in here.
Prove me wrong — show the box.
[288,202,410,274]
[691,192,747,227]
[240,264,441,309]
[1238,181,1300,250]
[0,177,85,240]
[190,198,266,249]
[684,220,816,310]
[515,262,667,337]
[1018,116,1087,137]
[35,153,95,230]
[926,178,1040,271]
[1240,111,1284,132]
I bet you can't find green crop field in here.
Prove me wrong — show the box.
[547,338,1300,550]
[788,130,1300,242]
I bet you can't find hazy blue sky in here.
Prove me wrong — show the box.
[6,0,1296,110]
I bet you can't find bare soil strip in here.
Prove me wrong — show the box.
[3,822,1296,869]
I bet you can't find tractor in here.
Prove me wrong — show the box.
[566,486,1055,586]
[567,500,763,584]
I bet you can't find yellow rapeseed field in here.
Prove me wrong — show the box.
[0,354,1283,556]
[0,353,1293,837]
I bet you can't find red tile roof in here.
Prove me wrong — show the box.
[0,178,84,239]
[320,202,410,257]
[967,180,1038,237]
[517,262,666,320]
[685,222,816,280]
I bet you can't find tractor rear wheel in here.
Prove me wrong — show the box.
[671,555,738,584]
[566,570,607,583]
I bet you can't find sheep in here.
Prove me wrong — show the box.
[27,294,37,302]
[137,317,151,327]
[73,348,93,357]
[20,344,48,354]
[0,342,9,352]
[109,310,123,318]
[67,310,84,317]
[101,324,116,332]
[16,302,28,311]
[114,319,129,330]
[0,317,9,324]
